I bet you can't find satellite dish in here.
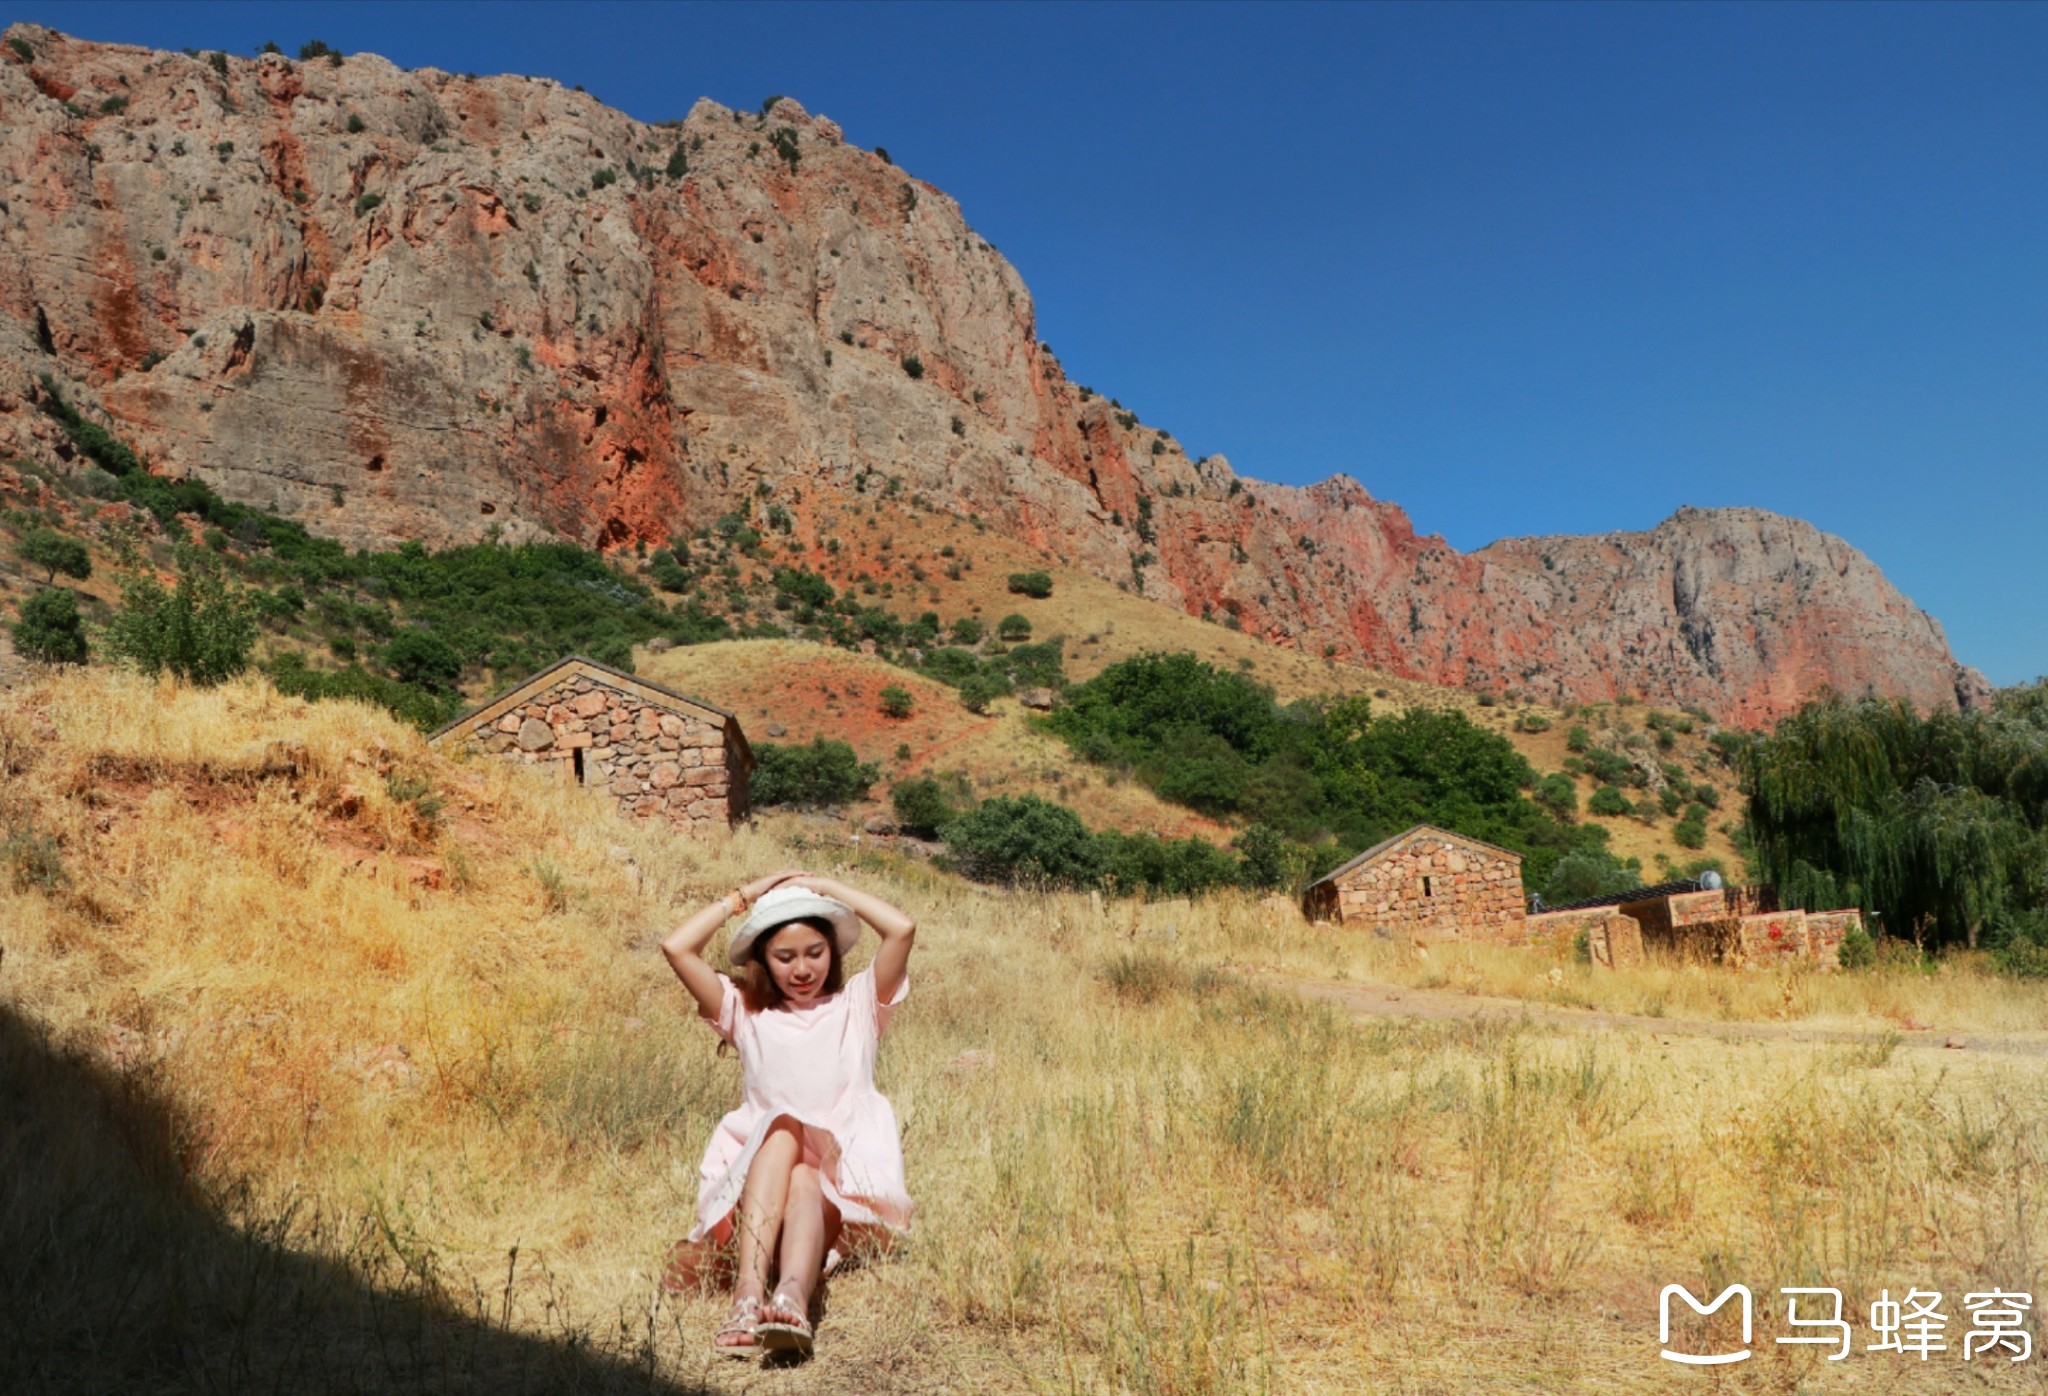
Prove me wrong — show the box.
[1699,870,1724,890]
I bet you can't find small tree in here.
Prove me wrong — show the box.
[1006,570,1053,599]
[380,629,463,689]
[751,737,879,808]
[10,587,88,664]
[18,528,91,585]
[1587,785,1631,817]
[102,545,255,686]
[949,616,984,645]
[959,671,1006,715]
[878,685,914,719]
[996,613,1032,643]
[891,774,972,838]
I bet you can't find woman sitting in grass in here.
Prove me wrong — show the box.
[661,869,915,1359]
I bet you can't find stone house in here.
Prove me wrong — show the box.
[431,655,751,833]
[1302,824,1527,944]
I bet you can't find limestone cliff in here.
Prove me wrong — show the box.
[0,25,1989,723]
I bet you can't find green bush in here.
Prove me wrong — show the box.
[958,671,1006,714]
[1541,849,1642,904]
[1583,748,1637,786]
[354,192,383,216]
[1532,772,1577,817]
[346,113,365,134]
[1587,786,1631,817]
[10,587,88,664]
[891,773,972,838]
[379,629,463,690]
[1005,570,1053,599]
[17,528,91,584]
[940,794,1101,887]
[1672,816,1708,850]
[878,685,914,719]
[949,616,984,645]
[1565,725,1590,753]
[265,653,459,731]
[751,737,878,809]
[1838,924,1877,971]
[902,354,923,380]
[996,613,1032,643]
[103,546,256,687]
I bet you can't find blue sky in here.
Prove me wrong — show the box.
[29,2,2047,685]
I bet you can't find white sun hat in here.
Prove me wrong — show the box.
[727,885,861,966]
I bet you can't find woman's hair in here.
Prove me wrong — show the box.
[740,916,845,1011]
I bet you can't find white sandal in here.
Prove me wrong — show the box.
[711,1294,763,1359]
[754,1281,814,1356]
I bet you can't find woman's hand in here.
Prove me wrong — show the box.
[740,868,810,903]
[791,875,915,1005]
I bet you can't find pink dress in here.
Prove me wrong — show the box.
[690,966,913,1261]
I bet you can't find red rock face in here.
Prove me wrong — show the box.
[0,26,1989,725]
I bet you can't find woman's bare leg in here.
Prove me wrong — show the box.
[767,1164,842,1325]
[723,1118,801,1346]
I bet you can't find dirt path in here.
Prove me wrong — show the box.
[1261,972,2048,1058]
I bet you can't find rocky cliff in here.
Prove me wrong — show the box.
[0,25,1989,723]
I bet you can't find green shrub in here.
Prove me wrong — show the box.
[1565,725,1590,753]
[1587,786,1631,817]
[996,613,1032,642]
[902,354,923,380]
[1006,570,1053,599]
[878,685,914,719]
[1672,816,1707,850]
[17,528,90,584]
[949,616,983,645]
[1838,924,1877,971]
[2,829,67,894]
[36,374,143,476]
[891,773,972,838]
[8,37,34,62]
[1541,849,1642,904]
[99,96,128,115]
[751,737,878,809]
[354,192,383,216]
[379,629,462,689]
[1532,772,1577,817]
[266,653,458,731]
[590,166,617,190]
[958,671,1006,715]
[103,546,255,687]
[665,144,688,179]
[940,794,1100,887]
[10,587,88,664]
[1583,747,1636,786]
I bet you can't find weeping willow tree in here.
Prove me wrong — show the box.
[1742,689,2048,948]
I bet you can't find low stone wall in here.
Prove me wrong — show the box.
[1804,910,1861,967]
[1524,908,1644,969]
[1736,910,1811,967]
[465,674,741,832]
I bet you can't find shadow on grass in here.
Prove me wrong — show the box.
[0,1005,712,1395]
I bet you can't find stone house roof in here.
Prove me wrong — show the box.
[430,654,751,766]
[1306,823,1523,891]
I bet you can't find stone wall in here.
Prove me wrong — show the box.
[1318,835,1525,944]
[1737,910,1811,967]
[1805,910,1861,966]
[463,673,744,833]
[1524,907,1643,968]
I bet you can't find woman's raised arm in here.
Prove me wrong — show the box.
[661,868,809,1019]
[792,874,915,1005]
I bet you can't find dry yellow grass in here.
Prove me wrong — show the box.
[5,668,2043,1393]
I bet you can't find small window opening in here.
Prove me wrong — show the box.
[572,747,585,785]
[1422,875,1434,898]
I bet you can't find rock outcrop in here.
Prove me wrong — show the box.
[0,25,1989,723]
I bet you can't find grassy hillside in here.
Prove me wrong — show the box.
[3,449,1739,882]
[4,666,2047,1394]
